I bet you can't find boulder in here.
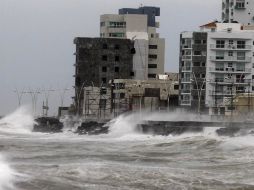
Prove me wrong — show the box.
[76,121,108,135]
[33,117,63,133]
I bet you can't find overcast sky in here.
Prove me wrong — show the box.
[0,0,221,116]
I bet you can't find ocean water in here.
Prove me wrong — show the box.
[1,107,254,190]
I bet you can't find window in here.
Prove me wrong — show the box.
[148,74,157,78]
[151,34,154,38]
[102,67,107,72]
[115,56,120,62]
[237,52,245,60]
[148,64,157,68]
[202,62,206,67]
[149,45,158,49]
[235,1,245,9]
[237,40,246,49]
[216,40,225,48]
[202,74,206,78]
[99,99,107,109]
[102,78,107,84]
[193,62,200,67]
[102,55,107,61]
[109,22,126,28]
[100,88,107,95]
[130,71,135,77]
[102,44,108,49]
[216,51,224,60]
[109,33,125,38]
[228,51,233,56]
[115,67,119,73]
[202,40,207,44]
[115,44,120,50]
[194,40,202,44]
[120,93,125,99]
[174,85,179,90]
[194,51,201,55]
[229,40,234,45]
[149,54,157,59]
[100,22,105,27]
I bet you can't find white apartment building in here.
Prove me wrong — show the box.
[222,0,254,25]
[206,23,253,115]
[100,6,165,80]
[179,22,254,115]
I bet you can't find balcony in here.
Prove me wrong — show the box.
[181,89,191,94]
[181,78,191,83]
[210,56,251,62]
[209,90,236,96]
[180,100,191,105]
[182,45,192,49]
[209,67,251,73]
[210,44,252,51]
[209,79,251,85]
[182,55,192,60]
[181,66,192,72]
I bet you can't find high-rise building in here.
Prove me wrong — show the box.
[100,6,165,80]
[179,22,253,116]
[222,0,254,25]
[73,37,135,114]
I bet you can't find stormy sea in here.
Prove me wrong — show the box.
[1,107,254,190]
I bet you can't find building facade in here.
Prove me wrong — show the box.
[179,31,208,113]
[179,22,254,115]
[74,37,135,114]
[222,0,254,25]
[100,6,165,79]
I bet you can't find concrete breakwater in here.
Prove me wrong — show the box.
[33,117,254,136]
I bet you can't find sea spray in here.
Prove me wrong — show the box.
[0,155,15,190]
[0,106,34,134]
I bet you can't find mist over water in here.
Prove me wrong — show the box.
[1,108,254,189]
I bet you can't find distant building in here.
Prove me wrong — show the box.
[222,0,254,25]
[74,37,135,114]
[179,22,253,115]
[100,6,165,79]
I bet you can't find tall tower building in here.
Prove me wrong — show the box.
[222,0,254,25]
[100,6,165,80]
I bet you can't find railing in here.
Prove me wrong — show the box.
[209,79,251,84]
[181,78,191,82]
[181,100,191,105]
[209,67,251,73]
[182,55,192,60]
[210,56,251,62]
[181,90,191,93]
[210,44,252,50]
[181,67,192,72]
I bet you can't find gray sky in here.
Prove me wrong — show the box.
[0,0,221,115]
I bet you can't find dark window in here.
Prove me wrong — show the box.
[148,64,157,68]
[120,93,125,99]
[149,54,157,59]
[237,41,246,49]
[102,55,107,61]
[174,85,179,90]
[194,51,201,55]
[115,56,120,62]
[216,40,225,48]
[115,67,119,73]
[102,44,108,49]
[100,22,105,27]
[115,44,120,49]
[145,88,160,97]
[102,78,107,84]
[194,40,202,44]
[148,74,157,78]
[99,99,107,109]
[130,71,135,76]
[202,62,206,67]
[100,88,107,95]
[102,67,107,72]
[151,34,154,38]
[193,62,200,66]
[149,45,158,49]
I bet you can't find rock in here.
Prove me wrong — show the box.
[76,121,108,135]
[216,127,240,137]
[33,117,63,133]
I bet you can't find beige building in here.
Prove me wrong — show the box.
[100,6,165,80]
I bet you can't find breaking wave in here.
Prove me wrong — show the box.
[0,154,15,190]
[0,106,34,134]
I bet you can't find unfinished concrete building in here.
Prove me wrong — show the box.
[74,37,135,114]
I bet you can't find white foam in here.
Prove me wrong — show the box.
[0,106,34,134]
[0,155,15,190]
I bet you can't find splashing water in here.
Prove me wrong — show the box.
[0,106,34,134]
[0,155,15,190]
